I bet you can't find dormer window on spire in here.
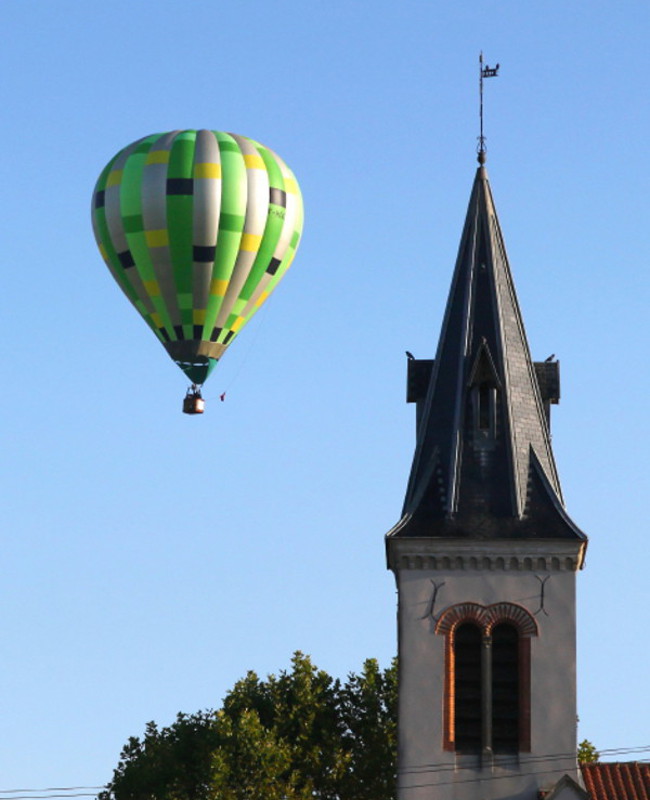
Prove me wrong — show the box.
[468,340,500,450]
[473,381,497,441]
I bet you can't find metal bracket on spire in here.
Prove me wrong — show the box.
[478,52,500,164]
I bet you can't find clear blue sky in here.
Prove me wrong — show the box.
[1,0,648,790]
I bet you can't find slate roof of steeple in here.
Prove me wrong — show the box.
[388,165,586,541]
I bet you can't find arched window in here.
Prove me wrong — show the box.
[477,383,494,431]
[491,623,519,753]
[454,623,482,753]
[467,341,500,449]
[437,603,536,754]
[470,382,497,439]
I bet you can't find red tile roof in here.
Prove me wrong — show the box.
[581,763,650,800]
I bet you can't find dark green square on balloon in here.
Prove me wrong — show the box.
[123,214,144,234]
[218,213,245,232]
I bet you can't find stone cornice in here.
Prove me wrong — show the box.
[386,536,586,573]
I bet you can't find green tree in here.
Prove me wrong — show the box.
[211,709,307,800]
[100,653,397,800]
[99,712,222,800]
[577,739,600,763]
[338,658,397,800]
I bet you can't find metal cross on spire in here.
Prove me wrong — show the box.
[478,52,499,164]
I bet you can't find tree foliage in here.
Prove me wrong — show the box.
[577,739,600,763]
[100,653,397,800]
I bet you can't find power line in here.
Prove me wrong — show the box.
[0,795,98,800]
[0,790,103,800]
[400,756,650,793]
[0,790,103,795]
[398,744,650,775]
[1,746,648,799]
[400,762,574,792]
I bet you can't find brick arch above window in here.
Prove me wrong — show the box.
[435,602,538,638]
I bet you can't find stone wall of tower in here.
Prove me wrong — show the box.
[392,541,581,800]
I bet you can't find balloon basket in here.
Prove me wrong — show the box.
[183,387,205,415]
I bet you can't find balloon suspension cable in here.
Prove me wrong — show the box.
[478,52,499,164]
[219,302,271,400]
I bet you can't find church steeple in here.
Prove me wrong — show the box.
[386,159,588,800]
[390,165,586,543]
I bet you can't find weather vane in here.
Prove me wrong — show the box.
[478,52,499,164]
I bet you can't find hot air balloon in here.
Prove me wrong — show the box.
[91,130,304,414]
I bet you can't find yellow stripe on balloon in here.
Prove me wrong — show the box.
[144,280,161,296]
[146,150,170,165]
[210,278,229,297]
[106,169,123,187]
[145,229,169,247]
[243,154,265,169]
[240,233,262,252]
[193,309,206,324]
[193,163,221,179]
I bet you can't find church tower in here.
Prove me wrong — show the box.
[386,157,588,800]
